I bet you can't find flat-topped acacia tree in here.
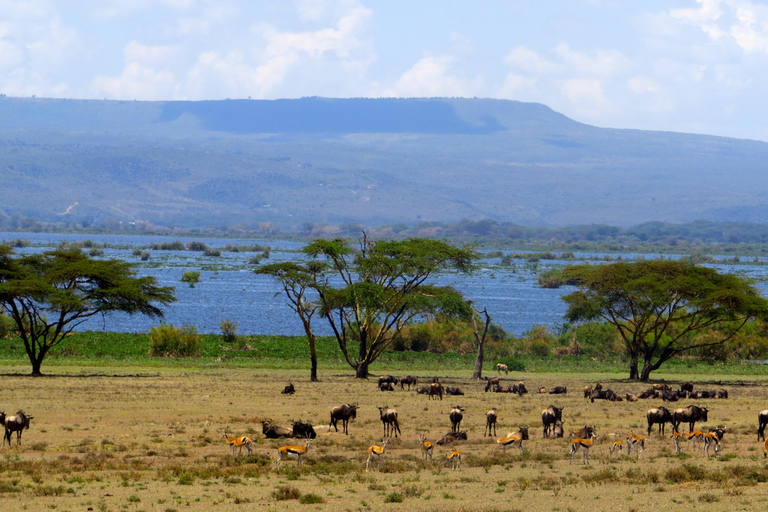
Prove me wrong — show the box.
[302,235,476,378]
[562,260,768,381]
[0,246,176,375]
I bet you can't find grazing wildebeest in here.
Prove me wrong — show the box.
[292,421,317,439]
[281,383,295,395]
[541,405,563,438]
[485,377,500,392]
[672,405,708,433]
[377,406,401,438]
[435,431,467,445]
[329,404,358,435]
[646,406,673,436]
[400,375,417,390]
[261,421,295,439]
[379,382,395,391]
[377,375,399,388]
[428,382,443,400]
[445,387,464,396]
[3,411,32,446]
[680,381,694,398]
[496,363,509,375]
[759,410,768,441]
[449,406,464,433]
[485,408,498,437]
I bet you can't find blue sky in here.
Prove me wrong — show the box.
[2,0,768,140]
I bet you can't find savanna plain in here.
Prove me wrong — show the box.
[3,361,768,512]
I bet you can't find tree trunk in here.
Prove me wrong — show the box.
[472,340,484,379]
[307,333,318,382]
[628,353,639,380]
[355,361,369,379]
[30,356,44,376]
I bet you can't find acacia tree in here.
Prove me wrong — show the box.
[0,247,176,375]
[562,260,768,381]
[304,236,476,378]
[255,261,324,381]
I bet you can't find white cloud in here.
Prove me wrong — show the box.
[560,78,608,108]
[90,62,178,100]
[554,43,628,77]
[627,76,660,94]
[504,46,555,74]
[0,39,24,68]
[124,41,179,64]
[379,56,476,97]
[670,0,723,24]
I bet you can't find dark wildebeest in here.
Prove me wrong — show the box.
[758,410,768,441]
[540,386,567,395]
[378,375,399,388]
[512,382,528,396]
[515,425,531,440]
[415,386,429,395]
[281,383,295,395]
[485,377,500,392]
[569,425,596,439]
[261,421,295,439]
[690,390,717,399]
[400,375,418,390]
[583,385,592,400]
[292,421,317,439]
[449,406,464,433]
[377,406,401,438]
[551,421,564,438]
[485,408,497,437]
[3,411,31,446]
[428,382,443,401]
[680,382,694,398]
[435,431,467,445]
[541,405,563,438]
[379,382,395,391]
[590,389,619,402]
[646,406,672,436]
[445,387,464,396]
[672,405,708,433]
[717,389,729,399]
[329,404,358,435]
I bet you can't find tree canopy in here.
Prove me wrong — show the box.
[0,246,176,375]
[301,236,476,378]
[562,260,768,380]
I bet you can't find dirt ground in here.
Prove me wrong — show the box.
[1,365,768,512]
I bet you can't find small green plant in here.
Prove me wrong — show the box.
[186,241,209,251]
[272,485,301,501]
[384,492,404,503]
[148,325,201,357]
[181,272,201,287]
[299,493,325,504]
[221,319,238,344]
[176,473,194,485]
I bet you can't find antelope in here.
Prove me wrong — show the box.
[485,408,498,437]
[497,434,524,453]
[418,433,433,461]
[670,432,683,454]
[626,431,645,455]
[377,406,401,438]
[276,437,311,469]
[496,363,509,375]
[703,432,720,457]
[449,406,464,433]
[447,450,461,470]
[686,430,704,449]
[365,438,389,472]
[569,433,596,464]
[608,440,623,456]
[221,432,253,455]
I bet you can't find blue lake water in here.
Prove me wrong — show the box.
[2,232,766,337]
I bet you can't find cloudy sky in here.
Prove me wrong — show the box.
[2,0,768,140]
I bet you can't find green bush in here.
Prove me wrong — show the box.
[148,325,201,357]
[0,313,12,338]
[384,492,404,503]
[220,319,238,344]
[272,485,301,501]
[299,493,325,504]
[186,241,209,251]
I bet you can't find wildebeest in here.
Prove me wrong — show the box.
[378,375,399,388]
[569,425,596,439]
[759,410,768,441]
[690,390,717,399]
[646,406,673,436]
[496,363,509,375]
[551,421,564,438]
[680,381,694,398]
[509,425,530,440]
[445,387,464,396]
[541,405,563,438]
[379,382,395,391]
[428,382,443,400]
[485,377,500,392]
[512,382,528,396]
[717,389,729,399]
[281,383,295,395]
[261,420,295,439]
[583,385,592,400]
[400,375,418,390]
[329,404,358,435]
[485,408,497,437]
[590,389,620,402]
[377,406,401,438]
[415,386,429,395]
[540,386,567,395]
[3,411,32,446]
[435,431,467,445]
[292,421,317,439]
[672,405,708,433]
[626,393,638,402]
[449,406,464,433]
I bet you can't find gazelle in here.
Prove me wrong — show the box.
[626,431,645,456]
[763,438,768,458]
[276,437,311,469]
[497,434,524,453]
[569,433,596,464]
[447,450,462,470]
[608,439,623,456]
[418,433,433,461]
[670,432,683,454]
[686,430,704,450]
[366,438,390,472]
[222,432,253,455]
[702,432,720,457]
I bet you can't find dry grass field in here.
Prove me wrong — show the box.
[2,364,768,512]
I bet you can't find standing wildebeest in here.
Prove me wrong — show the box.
[672,405,708,433]
[377,406,401,438]
[428,382,443,400]
[496,363,509,375]
[583,385,592,400]
[329,404,358,435]
[680,382,694,398]
[542,405,563,438]
[400,375,417,390]
[485,377,500,392]
[758,410,768,441]
[449,406,464,433]
[485,408,498,437]
[3,411,32,446]
[552,421,564,438]
[377,375,399,388]
[647,406,673,436]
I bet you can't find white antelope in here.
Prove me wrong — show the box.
[569,434,596,464]
[626,431,645,456]
[670,432,683,454]
[276,438,311,469]
[418,433,433,461]
[497,434,524,453]
[222,432,253,455]
[366,438,390,472]
[447,450,462,470]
